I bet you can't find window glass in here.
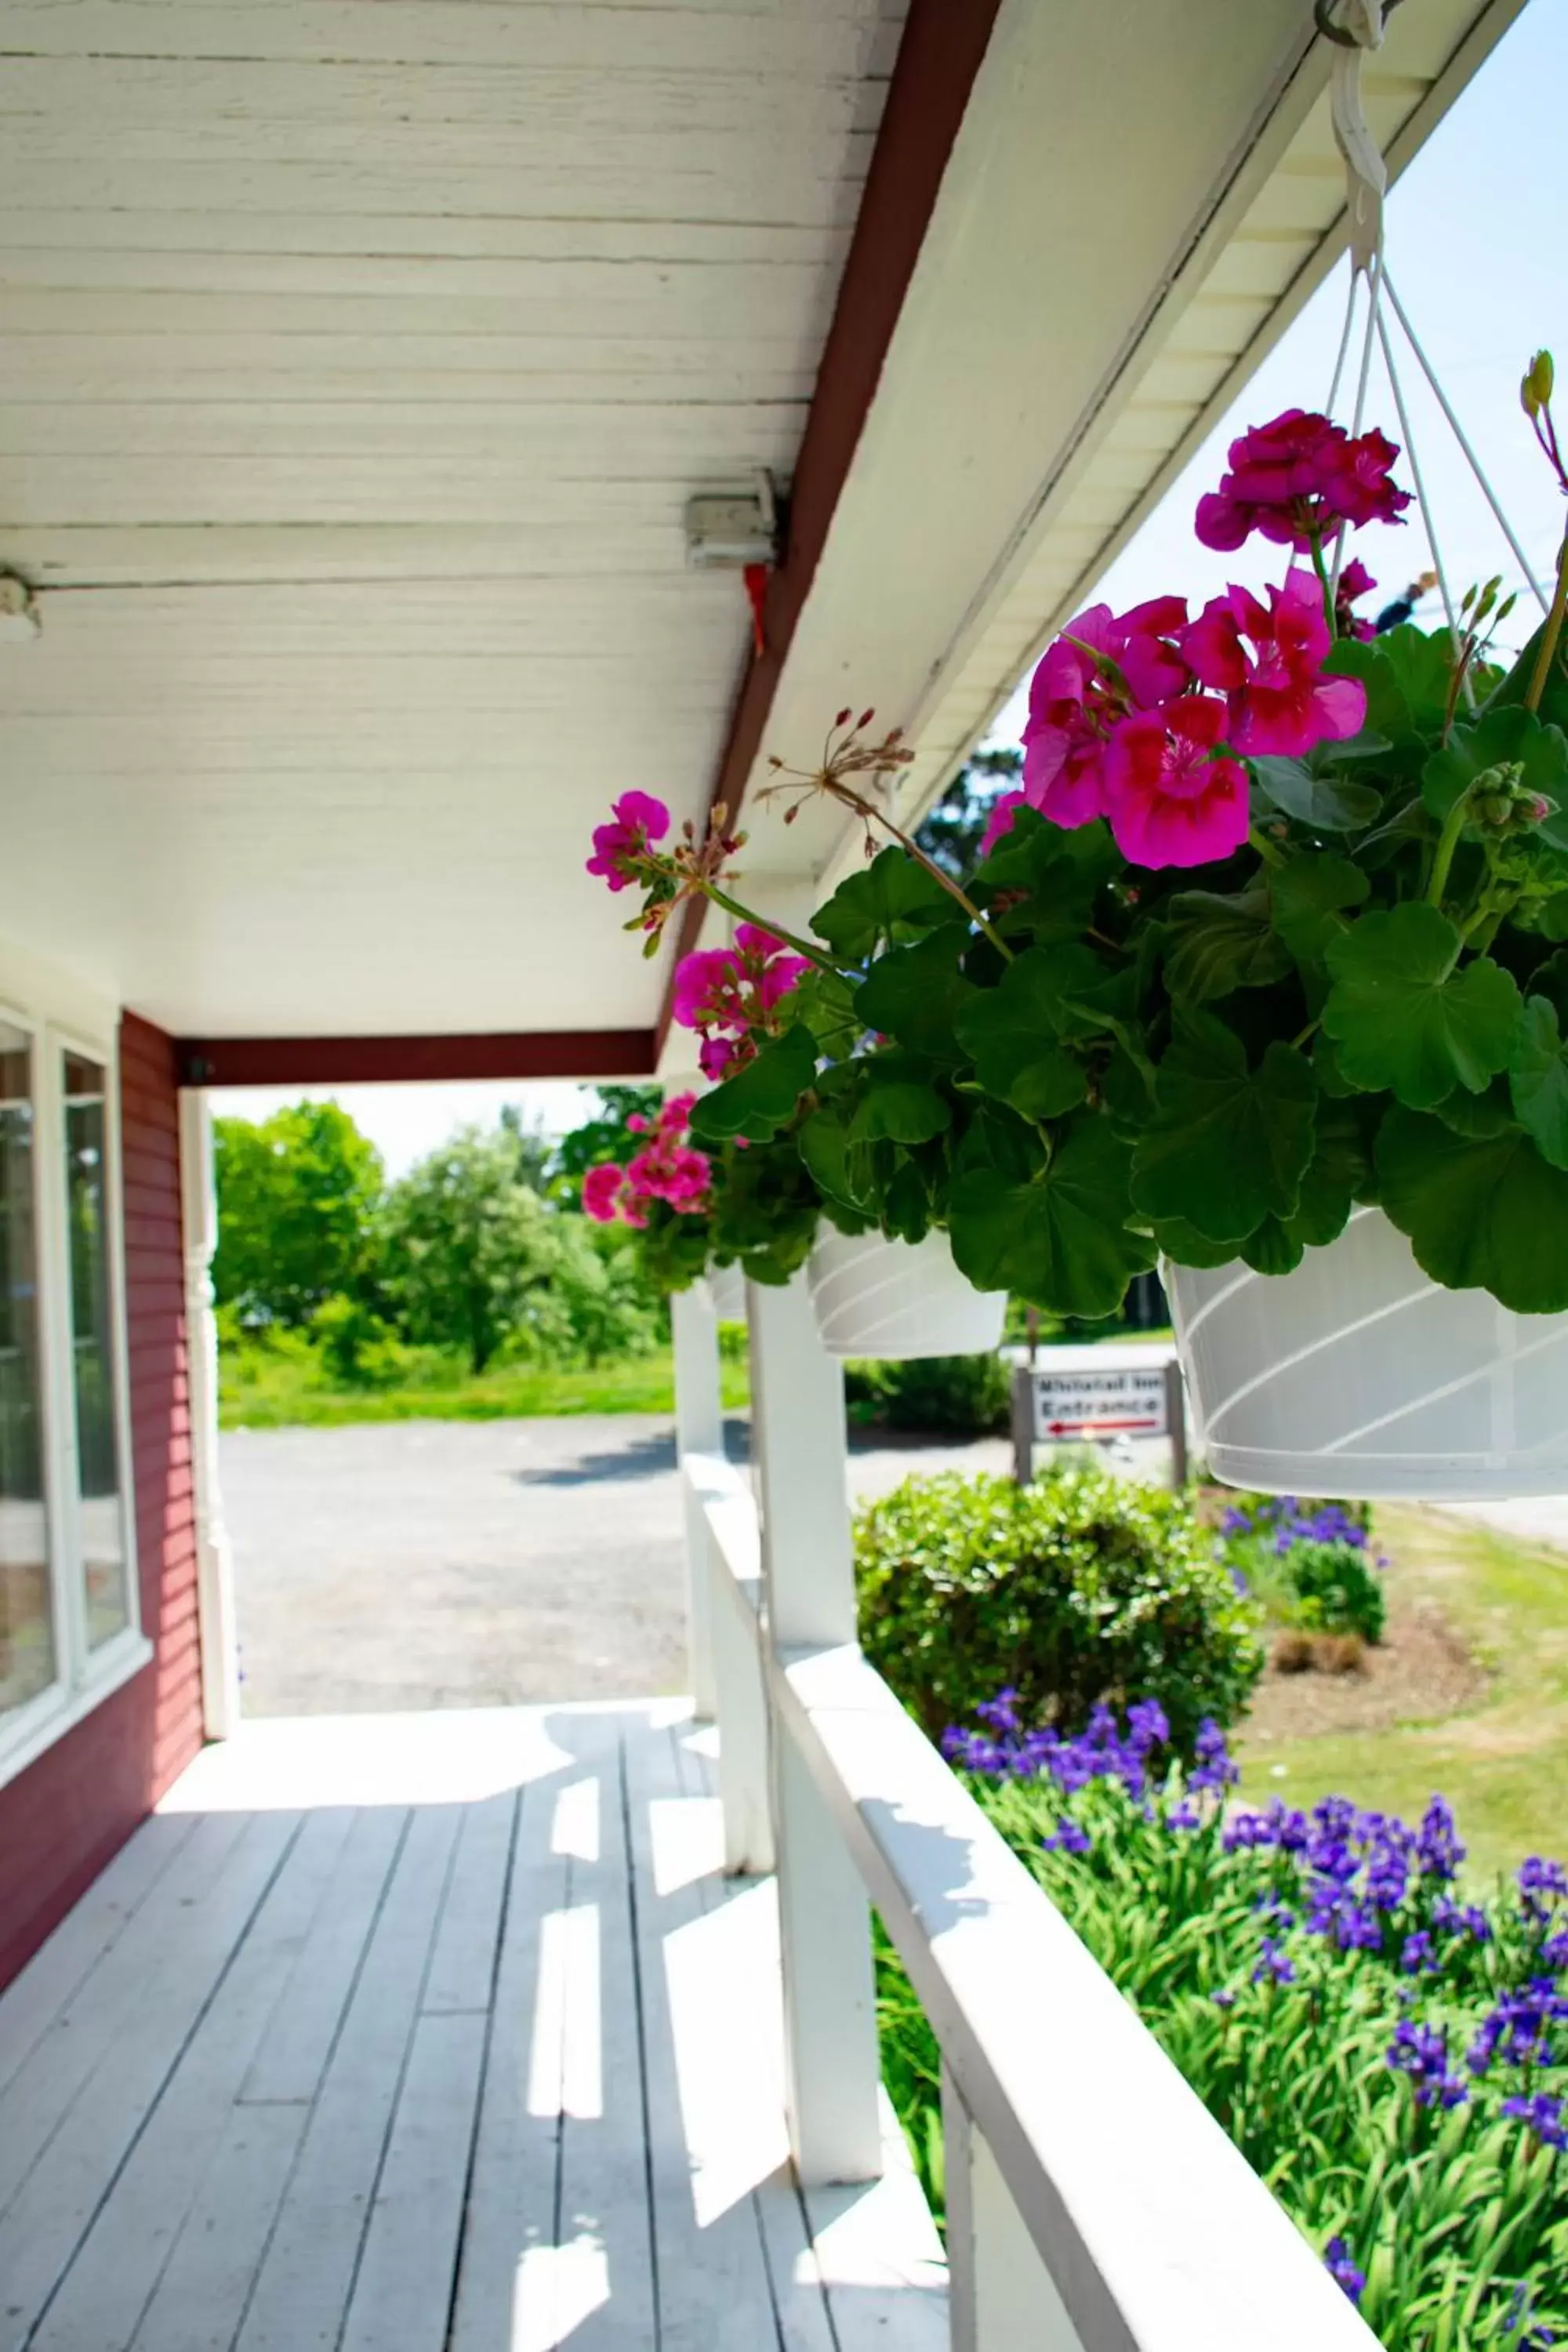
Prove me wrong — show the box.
[0,1025,56,1718]
[62,1051,129,1650]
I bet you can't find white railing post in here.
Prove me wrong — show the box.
[670,1279,721,1719]
[747,1272,882,2187]
[178,1089,240,1741]
[942,2066,1085,2352]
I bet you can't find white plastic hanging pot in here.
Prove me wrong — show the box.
[1166,1206,1568,1500]
[704,1261,746,1321]
[807,1228,1007,1361]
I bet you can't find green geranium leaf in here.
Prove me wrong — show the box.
[952,1098,1046,1185]
[1149,1218,1236,1270]
[1251,754,1381,833]
[846,1057,952,1145]
[1431,1076,1515,1139]
[854,924,977,1062]
[797,1105,863,1211]
[1421,704,1568,825]
[1238,1218,1305,1276]
[1239,1096,1374,1273]
[789,967,862,1061]
[811,846,951,960]
[974,809,1122,944]
[953,948,1090,1118]
[688,1022,816,1145]
[1161,887,1292,1002]
[1376,1105,1568,1312]
[1509,994,1568,1170]
[1524,948,1568,1027]
[1269,855,1370,966]
[1323,903,1523,1108]
[948,1116,1155,1319]
[1486,614,1568,736]
[1130,1008,1318,1243]
[1323,637,1413,738]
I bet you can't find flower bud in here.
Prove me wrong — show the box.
[1523,350,1555,419]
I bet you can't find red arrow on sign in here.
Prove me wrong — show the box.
[1046,1416,1162,1436]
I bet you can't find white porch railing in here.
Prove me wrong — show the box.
[673,1272,1380,2352]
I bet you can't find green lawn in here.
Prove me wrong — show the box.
[1235,1503,1568,1882]
[220,1341,751,1428]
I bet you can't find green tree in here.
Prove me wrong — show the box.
[383,1126,568,1372]
[916,746,1023,876]
[214,1101,384,1327]
[546,1221,665,1367]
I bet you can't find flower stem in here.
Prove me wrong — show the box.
[1249,826,1287,870]
[1309,534,1337,638]
[833,783,1016,962]
[700,884,842,976]
[1526,528,1568,714]
[1425,794,1472,913]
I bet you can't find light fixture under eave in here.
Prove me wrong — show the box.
[0,573,41,642]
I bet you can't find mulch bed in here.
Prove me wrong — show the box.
[1239,1599,1490,1744]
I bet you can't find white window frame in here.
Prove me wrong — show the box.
[0,993,147,1792]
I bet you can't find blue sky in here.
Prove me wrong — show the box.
[213,0,1565,1174]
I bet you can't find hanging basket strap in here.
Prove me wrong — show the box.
[1319,0,1391,274]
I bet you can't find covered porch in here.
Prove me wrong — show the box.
[0,0,1534,2342]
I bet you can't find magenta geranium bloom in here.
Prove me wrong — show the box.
[586,790,671,891]
[1104,697,1250,869]
[1185,570,1367,758]
[1022,597,1195,830]
[583,1163,626,1222]
[1314,426,1411,528]
[979,789,1027,855]
[1196,409,1410,555]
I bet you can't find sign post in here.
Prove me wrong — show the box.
[1011,1351,1188,1486]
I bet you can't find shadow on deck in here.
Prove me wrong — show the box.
[0,1703,946,2351]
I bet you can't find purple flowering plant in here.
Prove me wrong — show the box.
[1217,1489,1388,1645]
[882,1697,1568,2349]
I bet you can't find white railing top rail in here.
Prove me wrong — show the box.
[681,1446,1377,2352]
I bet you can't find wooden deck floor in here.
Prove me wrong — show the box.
[0,1704,946,2352]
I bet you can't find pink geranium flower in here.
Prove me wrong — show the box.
[1335,558,1377,643]
[980,789,1028,855]
[671,927,810,1083]
[1022,600,1190,826]
[1314,426,1410,528]
[1104,697,1250,869]
[1183,569,1367,758]
[1195,410,1410,554]
[586,791,670,891]
[583,1162,627,1222]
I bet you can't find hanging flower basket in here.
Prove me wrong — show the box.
[589,347,1568,1497]
[807,1228,1007,1360]
[1167,1207,1568,1498]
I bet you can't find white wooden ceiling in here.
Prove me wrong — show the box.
[0,0,903,1040]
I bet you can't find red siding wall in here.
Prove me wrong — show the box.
[0,1011,204,1991]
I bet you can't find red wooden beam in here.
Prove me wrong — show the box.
[175,1030,657,1088]
[656,0,1006,1051]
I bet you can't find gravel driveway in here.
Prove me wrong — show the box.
[223,1414,1011,1716]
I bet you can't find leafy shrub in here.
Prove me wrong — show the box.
[1218,1492,1387,1643]
[853,1465,1261,1754]
[1288,1538,1387,1645]
[844,1352,1010,1436]
[309,1293,408,1386]
[880,1698,1568,2350]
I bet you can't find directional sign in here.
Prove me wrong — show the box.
[1030,1364,1169,1442]
[1011,1352,1188,1486]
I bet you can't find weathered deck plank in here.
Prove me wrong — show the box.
[1,1704,946,2352]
